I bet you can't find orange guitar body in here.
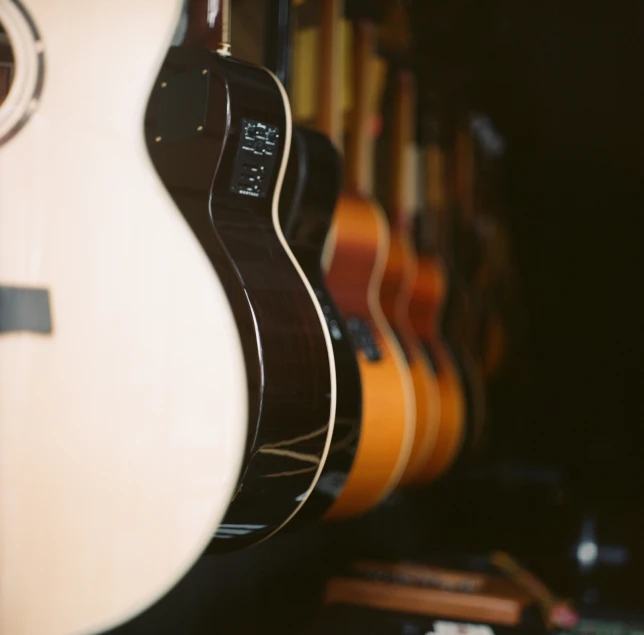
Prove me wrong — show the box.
[379,229,440,484]
[324,193,414,519]
[410,253,466,482]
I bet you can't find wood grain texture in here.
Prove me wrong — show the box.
[0,2,247,634]
[264,0,360,521]
[146,48,335,549]
[279,126,363,522]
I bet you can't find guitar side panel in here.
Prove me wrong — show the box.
[379,233,441,485]
[441,262,486,468]
[280,128,363,522]
[325,194,414,518]
[146,48,333,548]
[410,256,466,482]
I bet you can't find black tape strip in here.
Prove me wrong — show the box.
[0,285,52,334]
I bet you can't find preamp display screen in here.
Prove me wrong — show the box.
[230,118,280,198]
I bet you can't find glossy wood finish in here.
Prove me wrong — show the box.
[0,1,248,633]
[321,14,415,518]
[381,69,440,484]
[410,254,466,482]
[408,124,467,483]
[146,47,335,549]
[325,193,414,518]
[264,0,361,521]
[279,127,362,521]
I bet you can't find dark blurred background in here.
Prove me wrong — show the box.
[105,1,644,633]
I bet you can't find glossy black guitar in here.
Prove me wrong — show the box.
[146,43,336,550]
[263,0,362,521]
[279,127,363,522]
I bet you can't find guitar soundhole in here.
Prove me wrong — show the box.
[346,317,382,362]
[0,19,14,106]
[0,1,44,145]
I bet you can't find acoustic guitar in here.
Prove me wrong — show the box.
[266,0,363,520]
[380,66,441,485]
[0,1,247,634]
[447,117,487,459]
[457,115,511,383]
[146,0,336,550]
[410,114,467,483]
[319,1,415,519]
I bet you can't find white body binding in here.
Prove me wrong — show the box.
[0,1,247,634]
[256,66,337,539]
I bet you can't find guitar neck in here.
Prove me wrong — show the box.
[184,0,231,55]
[455,118,477,223]
[425,117,449,257]
[316,0,343,149]
[345,19,376,196]
[264,0,292,90]
[390,67,416,229]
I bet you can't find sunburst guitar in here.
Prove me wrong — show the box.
[409,114,467,483]
[317,4,415,519]
[379,66,441,485]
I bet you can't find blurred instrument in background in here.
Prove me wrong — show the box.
[409,113,467,483]
[267,0,363,522]
[467,112,517,383]
[308,0,416,519]
[322,559,546,628]
[378,62,441,486]
[440,112,487,463]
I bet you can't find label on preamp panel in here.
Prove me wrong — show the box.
[230,118,280,199]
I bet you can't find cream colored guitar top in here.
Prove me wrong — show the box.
[0,1,247,634]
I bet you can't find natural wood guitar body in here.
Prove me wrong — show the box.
[380,230,440,483]
[410,254,466,482]
[324,193,414,519]
[378,68,442,485]
[0,1,247,633]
